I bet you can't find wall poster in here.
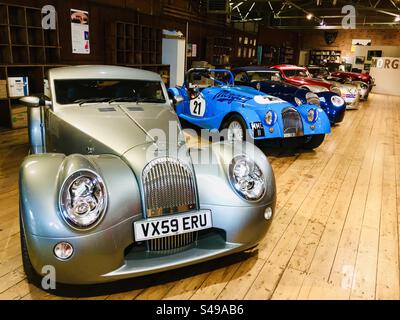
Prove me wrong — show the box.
[71,9,90,54]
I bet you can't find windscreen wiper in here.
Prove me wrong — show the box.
[74,98,111,106]
[108,97,138,104]
[136,97,166,103]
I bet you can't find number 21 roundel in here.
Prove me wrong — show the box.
[190,94,206,117]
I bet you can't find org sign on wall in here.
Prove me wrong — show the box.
[370,57,400,96]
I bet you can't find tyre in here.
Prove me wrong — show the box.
[302,134,325,150]
[20,212,40,285]
[221,115,247,142]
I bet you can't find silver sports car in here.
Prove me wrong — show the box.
[19,65,276,285]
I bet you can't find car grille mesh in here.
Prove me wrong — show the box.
[282,108,304,137]
[148,232,197,252]
[142,157,198,252]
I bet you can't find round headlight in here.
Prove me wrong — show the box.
[294,97,303,106]
[229,155,265,201]
[59,170,107,229]
[330,86,341,96]
[265,110,277,126]
[307,108,318,123]
[305,92,320,106]
[360,83,368,90]
[331,95,344,107]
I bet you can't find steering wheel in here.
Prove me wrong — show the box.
[189,85,201,100]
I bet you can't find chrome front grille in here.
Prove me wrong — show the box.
[148,232,197,252]
[282,107,304,137]
[142,157,198,218]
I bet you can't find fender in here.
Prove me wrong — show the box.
[190,141,276,207]
[296,105,331,135]
[19,153,141,238]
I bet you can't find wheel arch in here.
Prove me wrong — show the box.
[219,111,248,130]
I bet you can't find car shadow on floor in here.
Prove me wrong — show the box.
[44,249,258,298]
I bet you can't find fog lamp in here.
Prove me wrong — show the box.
[54,242,74,260]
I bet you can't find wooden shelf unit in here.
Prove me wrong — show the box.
[106,21,169,85]
[107,21,162,66]
[309,49,341,65]
[0,3,61,66]
[0,3,62,129]
[206,36,233,67]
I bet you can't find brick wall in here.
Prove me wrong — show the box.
[300,29,400,58]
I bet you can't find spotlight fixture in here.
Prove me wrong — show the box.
[306,13,313,20]
[395,16,400,22]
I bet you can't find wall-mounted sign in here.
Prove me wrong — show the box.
[370,57,400,96]
[71,9,90,54]
[371,57,400,69]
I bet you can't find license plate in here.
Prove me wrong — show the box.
[134,210,212,241]
[284,132,297,138]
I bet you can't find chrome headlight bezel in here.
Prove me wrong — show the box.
[331,95,345,107]
[307,108,318,123]
[265,110,277,126]
[229,155,266,201]
[330,86,341,96]
[305,92,321,106]
[294,97,303,106]
[59,170,108,230]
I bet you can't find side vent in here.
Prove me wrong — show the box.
[98,107,116,112]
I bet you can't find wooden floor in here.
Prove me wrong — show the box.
[0,93,399,300]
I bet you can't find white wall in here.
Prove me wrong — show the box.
[370,57,400,96]
[351,46,400,72]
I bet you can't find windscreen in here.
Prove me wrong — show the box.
[247,71,282,82]
[283,69,309,78]
[54,79,166,105]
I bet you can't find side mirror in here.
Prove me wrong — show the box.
[20,96,52,108]
[173,95,184,105]
[20,96,40,107]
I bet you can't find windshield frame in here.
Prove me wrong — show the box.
[246,71,283,83]
[53,78,167,106]
[283,68,311,78]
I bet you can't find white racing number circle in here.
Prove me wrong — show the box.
[190,94,206,117]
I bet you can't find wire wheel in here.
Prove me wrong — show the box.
[227,120,244,142]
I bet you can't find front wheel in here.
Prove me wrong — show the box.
[221,115,247,142]
[302,134,325,150]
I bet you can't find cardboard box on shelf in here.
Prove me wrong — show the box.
[8,77,29,98]
[11,105,28,129]
[0,80,7,99]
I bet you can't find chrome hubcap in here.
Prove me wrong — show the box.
[227,121,244,142]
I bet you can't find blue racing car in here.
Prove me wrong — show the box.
[168,68,331,149]
[232,66,346,124]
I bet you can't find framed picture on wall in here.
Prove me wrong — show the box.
[364,63,371,72]
[367,50,382,61]
[355,56,365,64]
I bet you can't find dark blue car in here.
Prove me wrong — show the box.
[232,66,346,124]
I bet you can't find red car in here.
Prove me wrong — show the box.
[272,64,341,96]
[325,63,375,89]
[330,71,374,88]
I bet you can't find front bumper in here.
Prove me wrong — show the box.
[344,93,360,109]
[25,203,274,284]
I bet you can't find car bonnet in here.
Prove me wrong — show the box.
[55,103,183,156]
